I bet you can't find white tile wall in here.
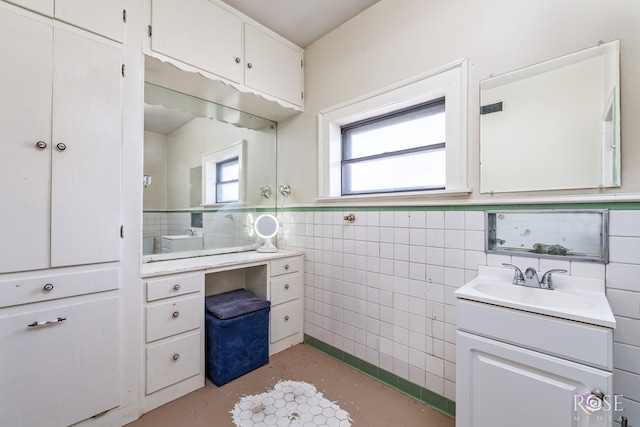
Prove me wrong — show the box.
[280,208,640,421]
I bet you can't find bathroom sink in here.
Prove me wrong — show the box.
[455,265,615,327]
[472,282,597,310]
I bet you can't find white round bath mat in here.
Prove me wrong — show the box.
[231,380,352,427]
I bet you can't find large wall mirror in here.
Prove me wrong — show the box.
[143,61,278,262]
[480,40,620,193]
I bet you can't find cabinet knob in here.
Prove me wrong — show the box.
[36,141,47,149]
[284,315,290,321]
[247,62,253,69]
[172,353,180,361]
[284,284,290,290]
[284,264,290,270]
[56,143,67,151]
[235,57,241,63]
[43,283,54,292]
[173,284,181,291]
[172,311,180,319]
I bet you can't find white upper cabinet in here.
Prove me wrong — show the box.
[4,0,125,41]
[55,0,125,42]
[0,6,122,273]
[244,23,303,107]
[148,0,304,108]
[150,0,243,84]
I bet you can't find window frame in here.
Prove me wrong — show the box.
[318,59,469,201]
[215,156,240,203]
[202,140,246,206]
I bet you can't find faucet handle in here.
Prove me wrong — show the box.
[540,269,567,289]
[502,263,525,285]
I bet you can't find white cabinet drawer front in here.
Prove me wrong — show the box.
[146,271,203,301]
[0,267,119,308]
[457,299,613,370]
[270,273,301,305]
[271,257,301,277]
[146,331,201,394]
[0,296,119,426]
[270,300,300,343]
[146,294,201,342]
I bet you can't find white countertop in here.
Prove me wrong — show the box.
[140,249,303,278]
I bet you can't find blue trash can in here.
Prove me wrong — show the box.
[204,289,270,386]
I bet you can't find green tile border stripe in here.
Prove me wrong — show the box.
[304,334,456,419]
[278,201,640,212]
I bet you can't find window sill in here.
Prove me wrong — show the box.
[316,188,472,205]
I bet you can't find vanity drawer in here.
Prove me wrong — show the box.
[270,274,301,305]
[146,272,203,302]
[271,257,300,277]
[146,294,201,342]
[146,331,201,394]
[0,268,119,308]
[270,300,300,343]
[457,299,613,370]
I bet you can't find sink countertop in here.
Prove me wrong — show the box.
[455,265,616,328]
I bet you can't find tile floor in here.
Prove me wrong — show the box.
[127,343,455,427]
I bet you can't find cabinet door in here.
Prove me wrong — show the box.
[151,0,243,83]
[3,0,53,16]
[50,28,122,267]
[0,7,52,273]
[55,0,125,42]
[0,296,119,426]
[244,23,303,107]
[457,331,613,427]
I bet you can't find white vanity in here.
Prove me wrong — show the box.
[140,250,304,413]
[455,265,616,427]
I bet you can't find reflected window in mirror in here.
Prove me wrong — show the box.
[202,140,245,205]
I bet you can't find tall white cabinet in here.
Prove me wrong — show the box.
[0,2,123,426]
[0,5,122,274]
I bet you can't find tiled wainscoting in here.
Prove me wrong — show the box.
[278,207,640,420]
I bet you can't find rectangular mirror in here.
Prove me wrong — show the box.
[143,78,277,262]
[486,210,609,263]
[480,40,620,193]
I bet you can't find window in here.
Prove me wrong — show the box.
[202,140,245,205]
[341,98,446,195]
[215,156,239,202]
[318,59,468,199]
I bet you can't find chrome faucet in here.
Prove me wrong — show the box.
[185,229,197,236]
[502,263,567,289]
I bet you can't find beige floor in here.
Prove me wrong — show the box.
[127,343,455,427]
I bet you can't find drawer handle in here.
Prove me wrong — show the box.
[43,283,54,292]
[28,317,66,328]
[284,264,290,270]
[173,284,181,291]
[172,353,180,361]
[172,311,180,319]
[284,284,290,290]
[284,315,290,321]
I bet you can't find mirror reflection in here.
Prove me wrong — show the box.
[480,40,620,193]
[143,83,277,262]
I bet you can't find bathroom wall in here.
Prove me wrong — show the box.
[279,208,640,419]
[273,0,640,418]
[277,0,640,202]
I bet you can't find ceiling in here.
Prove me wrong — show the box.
[220,0,383,48]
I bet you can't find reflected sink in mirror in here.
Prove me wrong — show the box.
[455,265,615,328]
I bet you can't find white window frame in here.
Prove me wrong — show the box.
[318,59,469,201]
[202,140,246,206]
